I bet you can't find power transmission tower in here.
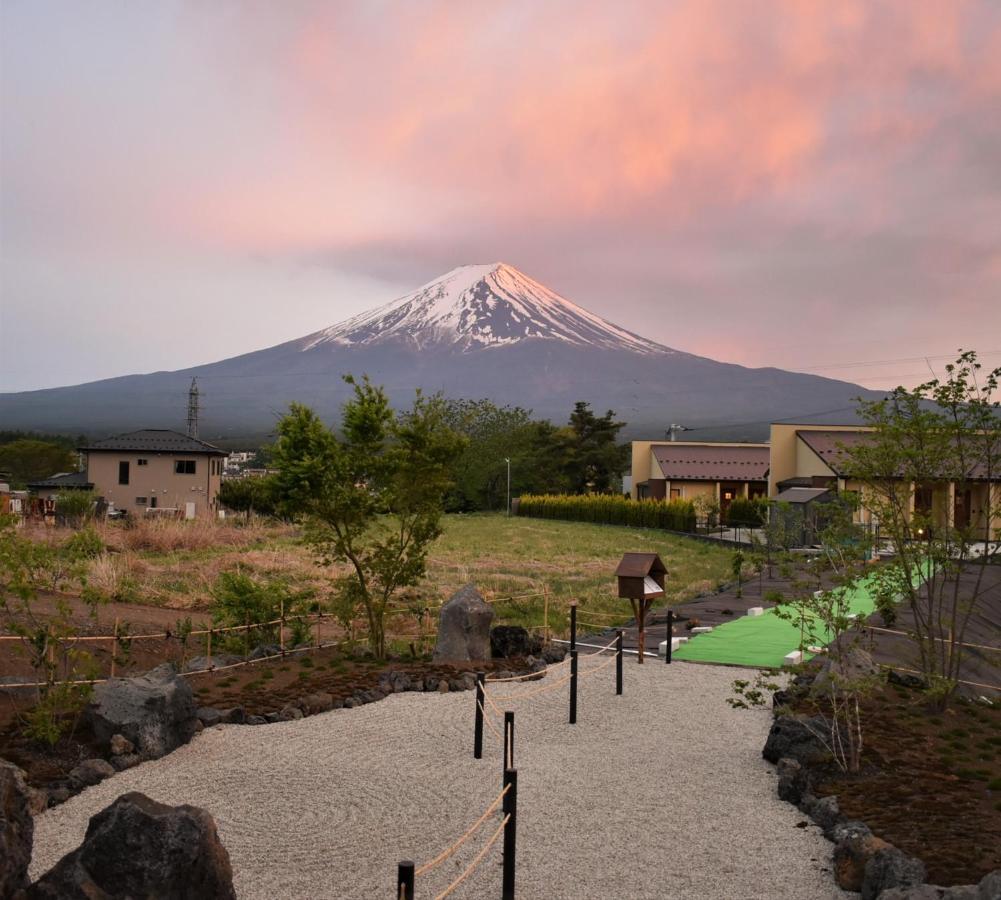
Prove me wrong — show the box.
[186,378,200,439]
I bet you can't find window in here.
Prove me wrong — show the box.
[670,488,681,499]
[135,497,147,506]
[137,458,148,466]
[174,460,196,475]
[150,496,158,509]
[119,461,130,485]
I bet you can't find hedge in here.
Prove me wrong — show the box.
[515,494,697,531]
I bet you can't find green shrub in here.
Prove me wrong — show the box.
[724,497,767,528]
[62,526,104,560]
[211,570,314,652]
[516,494,696,531]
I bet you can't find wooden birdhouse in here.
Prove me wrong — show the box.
[614,552,668,664]
[615,553,667,600]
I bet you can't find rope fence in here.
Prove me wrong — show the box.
[398,770,518,900]
[866,625,1001,654]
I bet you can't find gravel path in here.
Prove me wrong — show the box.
[30,660,847,899]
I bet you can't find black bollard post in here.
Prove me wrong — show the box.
[474,672,485,759]
[397,860,414,900]
[616,629,623,695]
[503,710,515,772]
[502,768,518,900]
[570,602,577,652]
[569,649,578,724]
[666,609,674,665]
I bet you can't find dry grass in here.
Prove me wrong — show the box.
[16,515,736,632]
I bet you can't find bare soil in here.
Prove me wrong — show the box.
[795,679,1001,886]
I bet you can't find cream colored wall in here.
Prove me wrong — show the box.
[629,441,655,499]
[795,438,837,478]
[86,451,223,518]
[678,481,715,500]
[768,423,872,496]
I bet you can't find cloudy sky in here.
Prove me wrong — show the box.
[2,1,1000,393]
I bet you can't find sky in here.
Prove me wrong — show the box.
[2,0,1000,393]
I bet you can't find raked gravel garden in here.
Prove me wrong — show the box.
[28,659,846,899]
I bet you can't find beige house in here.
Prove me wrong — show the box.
[768,423,1000,539]
[79,430,228,519]
[629,440,769,515]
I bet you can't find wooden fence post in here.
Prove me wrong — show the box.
[110,617,120,679]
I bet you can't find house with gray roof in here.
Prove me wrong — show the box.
[78,429,228,519]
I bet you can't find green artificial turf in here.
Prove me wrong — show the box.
[673,564,930,668]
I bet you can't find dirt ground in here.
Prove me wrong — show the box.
[803,679,1001,886]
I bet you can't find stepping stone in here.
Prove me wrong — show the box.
[690,626,713,634]
[783,650,803,666]
[746,606,764,617]
[658,638,687,656]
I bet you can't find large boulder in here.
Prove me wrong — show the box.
[861,847,927,900]
[1,759,34,898]
[86,663,198,760]
[433,585,494,663]
[814,646,879,690]
[28,792,235,899]
[490,625,543,659]
[832,826,888,892]
[762,715,832,766]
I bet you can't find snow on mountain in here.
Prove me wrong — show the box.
[300,263,672,355]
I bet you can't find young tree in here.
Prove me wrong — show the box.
[272,377,465,659]
[770,498,877,773]
[842,350,1001,706]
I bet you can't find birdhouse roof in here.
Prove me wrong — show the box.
[614,552,667,578]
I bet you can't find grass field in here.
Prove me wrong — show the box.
[13,514,735,638]
[428,514,734,633]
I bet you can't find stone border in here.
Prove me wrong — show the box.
[763,696,999,899]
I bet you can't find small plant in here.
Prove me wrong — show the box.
[728,671,781,709]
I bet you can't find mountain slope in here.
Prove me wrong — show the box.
[0,263,882,441]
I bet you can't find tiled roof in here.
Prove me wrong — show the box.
[80,429,227,456]
[796,428,1000,481]
[795,430,871,476]
[773,487,834,504]
[652,443,769,482]
[27,471,94,490]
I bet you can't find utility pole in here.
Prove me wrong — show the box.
[187,378,200,439]
[505,457,511,516]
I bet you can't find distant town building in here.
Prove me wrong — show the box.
[77,429,228,519]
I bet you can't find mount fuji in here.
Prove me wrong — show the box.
[0,263,880,441]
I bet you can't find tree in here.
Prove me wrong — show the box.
[768,499,878,774]
[55,489,97,528]
[562,402,629,493]
[218,477,279,519]
[841,350,1001,707]
[0,439,77,488]
[271,377,465,659]
[442,399,569,510]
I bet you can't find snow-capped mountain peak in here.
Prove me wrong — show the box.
[300,263,672,355]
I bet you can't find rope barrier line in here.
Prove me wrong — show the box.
[485,656,572,683]
[482,689,505,720]
[491,670,574,703]
[887,666,1001,693]
[577,653,618,678]
[477,699,504,741]
[433,814,510,900]
[867,625,1001,654]
[415,785,510,878]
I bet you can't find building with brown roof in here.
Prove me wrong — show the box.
[768,423,1000,539]
[629,440,769,516]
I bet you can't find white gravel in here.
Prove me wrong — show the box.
[30,660,847,899]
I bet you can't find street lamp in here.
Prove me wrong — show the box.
[505,458,511,516]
